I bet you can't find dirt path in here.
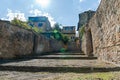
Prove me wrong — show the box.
[0,53,119,80]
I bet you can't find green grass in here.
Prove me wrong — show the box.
[41,72,120,80]
[72,72,114,80]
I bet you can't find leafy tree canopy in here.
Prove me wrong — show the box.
[52,23,62,32]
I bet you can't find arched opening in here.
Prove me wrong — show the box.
[86,29,94,56]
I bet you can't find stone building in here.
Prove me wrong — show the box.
[81,0,120,65]
[77,10,95,30]
[28,16,51,32]
[62,26,76,41]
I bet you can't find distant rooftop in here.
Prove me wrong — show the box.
[63,26,75,28]
[28,16,48,22]
[62,26,75,34]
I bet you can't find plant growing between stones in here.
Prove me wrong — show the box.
[79,25,85,39]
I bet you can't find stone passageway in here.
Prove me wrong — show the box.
[0,53,119,80]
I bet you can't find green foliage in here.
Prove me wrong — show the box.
[11,18,32,29]
[52,30,62,40]
[32,27,43,33]
[52,29,69,44]
[11,18,43,33]
[61,35,69,45]
[72,72,114,80]
[79,25,85,39]
[74,37,79,42]
[52,23,62,32]
[11,18,22,27]
[60,48,67,53]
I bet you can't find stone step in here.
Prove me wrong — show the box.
[35,53,85,56]
[32,56,97,60]
[0,65,119,73]
[0,53,97,64]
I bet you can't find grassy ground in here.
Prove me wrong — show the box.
[42,72,120,80]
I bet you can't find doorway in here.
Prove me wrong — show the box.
[86,29,94,56]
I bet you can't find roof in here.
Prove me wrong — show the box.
[63,26,75,28]
[28,16,48,22]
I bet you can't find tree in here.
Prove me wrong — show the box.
[61,35,69,45]
[52,23,62,32]
[52,29,62,40]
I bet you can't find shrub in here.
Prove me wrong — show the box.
[11,18,31,29]
[60,48,67,53]
[61,35,69,45]
[52,30,62,40]
[32,27,43,33]
[11,18,43,33]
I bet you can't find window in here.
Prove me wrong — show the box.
[38,23,43,27]
[71,36,75,39]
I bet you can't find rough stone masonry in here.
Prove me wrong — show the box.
[82,0,120,65]
[0,20,80,59]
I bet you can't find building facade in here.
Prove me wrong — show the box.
[62,26,76,41]
[28,16,51,32]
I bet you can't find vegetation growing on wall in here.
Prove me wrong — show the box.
[32,27,43,33]
[11,18,69,45]
[79,25,85,39]
[11,18,42,33]
[11,18,31,29]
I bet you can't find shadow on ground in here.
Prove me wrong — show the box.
[0,65,120,73]
[0,54,97,64]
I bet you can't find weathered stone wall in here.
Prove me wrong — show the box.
[49,39,63,52]
[0,20,63,58]
[33,34,51,54]
[0,21,79,58]
[34,36,63,54]
[0,20,80,59]
[77,10,95,30]
[67,42,81,52]
[82,0,120,65]
[0,21,34,58]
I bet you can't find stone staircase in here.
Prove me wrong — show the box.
[0,52,119,73]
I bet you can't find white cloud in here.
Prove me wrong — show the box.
[1,9,56,27]
[29,9,56,27]
[1,9,26,21]
[29,9,42,16]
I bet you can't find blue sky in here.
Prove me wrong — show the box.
[0,0,101,27]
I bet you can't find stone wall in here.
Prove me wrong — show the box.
[49,39,63,52]
[67,42,81,52]
[0,21,34,58]
[0,20,80,59]
[33,34,51,54]
[77,10,95,30]
[34,35,63,54]
[0,20,62,58]
[82,0,120,65]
